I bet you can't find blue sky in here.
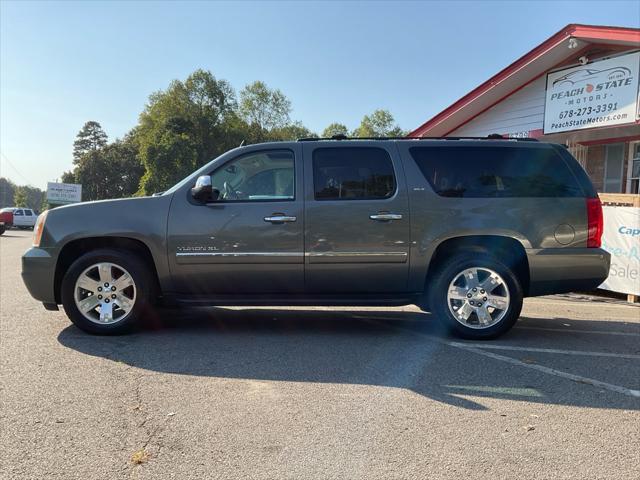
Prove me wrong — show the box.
[1,0,639,189]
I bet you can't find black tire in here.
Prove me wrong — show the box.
[0,225,5,235]
[425,252,523,340]
[61,248,155,335]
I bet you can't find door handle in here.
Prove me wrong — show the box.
[264,215,297,223]
[369,213,403,221]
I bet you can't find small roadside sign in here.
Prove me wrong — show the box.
[47,182,82,204]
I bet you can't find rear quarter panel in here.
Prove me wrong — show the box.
[395,141,589,292]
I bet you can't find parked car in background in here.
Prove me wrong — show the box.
[21,137,610,338]
[2,207,38,229]
[0,208,14,235]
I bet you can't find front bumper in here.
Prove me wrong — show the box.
[526,247,611,296]
[22,247,57,304]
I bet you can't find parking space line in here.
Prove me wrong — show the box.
[524,300,640,310]
[362,318,640,398]
[516,326,640,337]
[448,342,640,360]
[447,342,640,398]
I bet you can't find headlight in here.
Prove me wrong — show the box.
[33,210,48,247]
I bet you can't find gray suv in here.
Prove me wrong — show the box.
[22,138,610,338]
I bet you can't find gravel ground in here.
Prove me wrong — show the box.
[2,230,639,479]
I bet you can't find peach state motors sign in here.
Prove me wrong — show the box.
[543,51,640,134]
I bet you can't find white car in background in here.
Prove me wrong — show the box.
[1,207,37,229]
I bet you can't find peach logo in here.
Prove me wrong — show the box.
[586,83,594,93]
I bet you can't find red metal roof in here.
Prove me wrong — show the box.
[410,24,640,137]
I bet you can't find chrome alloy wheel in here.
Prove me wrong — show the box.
[74,262,136,325]
[446,267,510,329]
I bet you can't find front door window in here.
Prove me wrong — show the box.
[210,150,294,202]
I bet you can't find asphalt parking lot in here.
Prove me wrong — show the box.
[1,230,639,479]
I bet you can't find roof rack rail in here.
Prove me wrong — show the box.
[297,135,539,142]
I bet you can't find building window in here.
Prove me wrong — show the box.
[603,143,625,193]
[630,142,640,194]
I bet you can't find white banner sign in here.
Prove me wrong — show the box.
[47,182,82,204]
[544,51,640,134]
[599,206,640,296]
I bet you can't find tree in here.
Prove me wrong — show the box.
[0,177,16,207]
[1,179,44,210]
[136,70,239,194]
[72,133,144,201]
[239,81,291,134]
[13,186,28,207]
[352,109,405,138]
[60,171,76,184]
[73,121,108,163]
[322,123,349,138]
[24,186,45,212]
[64,70,323,196]
[269,122,317,141]
[106,135,145,197]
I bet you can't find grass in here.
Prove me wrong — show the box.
[131,449,150,465]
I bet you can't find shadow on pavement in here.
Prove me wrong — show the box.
[57,307,640,411]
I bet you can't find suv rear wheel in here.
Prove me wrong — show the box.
[61,249,154,335]
[426,253,523,339]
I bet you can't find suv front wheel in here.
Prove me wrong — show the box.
[61,249,154,335]
[426,253,523,339]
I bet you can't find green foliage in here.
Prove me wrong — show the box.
[0,177,16,207]
[322,123,349,138]
[352,109,405,138]
[60,170,76,184]
[64,125,145,201]
[41,195,50,212]
[13,186,28,207]
[137,70,239,194]
[1,179,44,211]
[80,138,143,201]
[269,122,317,141]
[73,121,108,163]
[239,81,291,134]
[62,70,408,198]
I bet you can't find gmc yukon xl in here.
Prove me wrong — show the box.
[22,137,610,338]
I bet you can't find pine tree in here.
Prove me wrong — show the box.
[73,121,108,163]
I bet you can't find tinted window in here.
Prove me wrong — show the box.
[24,209,33,216]
[14,209,23,216]
[313,147,396,200]
[409,146,583,198]
[210,150,294,201]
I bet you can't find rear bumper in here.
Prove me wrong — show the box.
[21,247,57,304]
[526,247,610,296]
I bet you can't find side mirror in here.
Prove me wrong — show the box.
[191,175,217,203]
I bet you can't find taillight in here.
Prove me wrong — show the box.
[586,197,603,248]
[33,210,48,247]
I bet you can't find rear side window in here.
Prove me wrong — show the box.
[313,147,396,200]
[409,146,584,198]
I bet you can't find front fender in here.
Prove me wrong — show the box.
[41,195,173,293]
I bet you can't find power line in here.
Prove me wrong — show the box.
[0,151,35,186]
